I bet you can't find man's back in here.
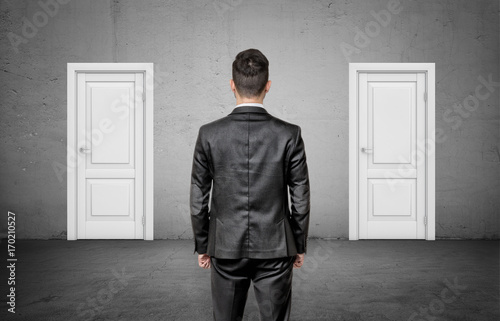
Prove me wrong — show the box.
[191,106,309,259]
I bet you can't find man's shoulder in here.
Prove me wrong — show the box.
[198,109,301,135]
[198,115,230,132]
[264,114,302,140]
[268,114,301,130]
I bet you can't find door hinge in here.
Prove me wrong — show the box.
[424,216,427,226]
[142,216,145,225]
[142,91,145,102]
[424,92,427,102]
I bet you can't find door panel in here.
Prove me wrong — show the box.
[369,179,415,218]
[372,85,414,164]
[77,73,144,239]
[87,179,134,217]
[359,72,426,239]
[90,86,132,164]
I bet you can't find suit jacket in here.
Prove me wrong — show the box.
[190,106,310,259]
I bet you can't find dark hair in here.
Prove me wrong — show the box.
[232,49,269,97]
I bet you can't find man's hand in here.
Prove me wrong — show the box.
[293,253,305,269]
[198,253,211,269]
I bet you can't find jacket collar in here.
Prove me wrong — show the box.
[229,106,268,115]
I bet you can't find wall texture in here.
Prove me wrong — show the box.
[0,0,498,239]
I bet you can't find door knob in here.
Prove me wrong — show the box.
[79,147,91,153]
[361,147,373,153]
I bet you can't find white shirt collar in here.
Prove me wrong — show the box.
[236,103,264,108]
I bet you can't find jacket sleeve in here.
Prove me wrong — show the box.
[287,126,310,254]
[190,128,212,255]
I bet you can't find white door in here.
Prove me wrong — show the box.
[349,64,435,240]
[77,73,144,239]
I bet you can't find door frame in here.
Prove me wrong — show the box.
[348,63,435,240]
[67,63,154,240]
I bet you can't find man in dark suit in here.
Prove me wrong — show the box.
[190,48,310,321]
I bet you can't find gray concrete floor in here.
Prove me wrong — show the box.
[0,239,498,321]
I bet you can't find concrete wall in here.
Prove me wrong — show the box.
[0,0,498,239]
